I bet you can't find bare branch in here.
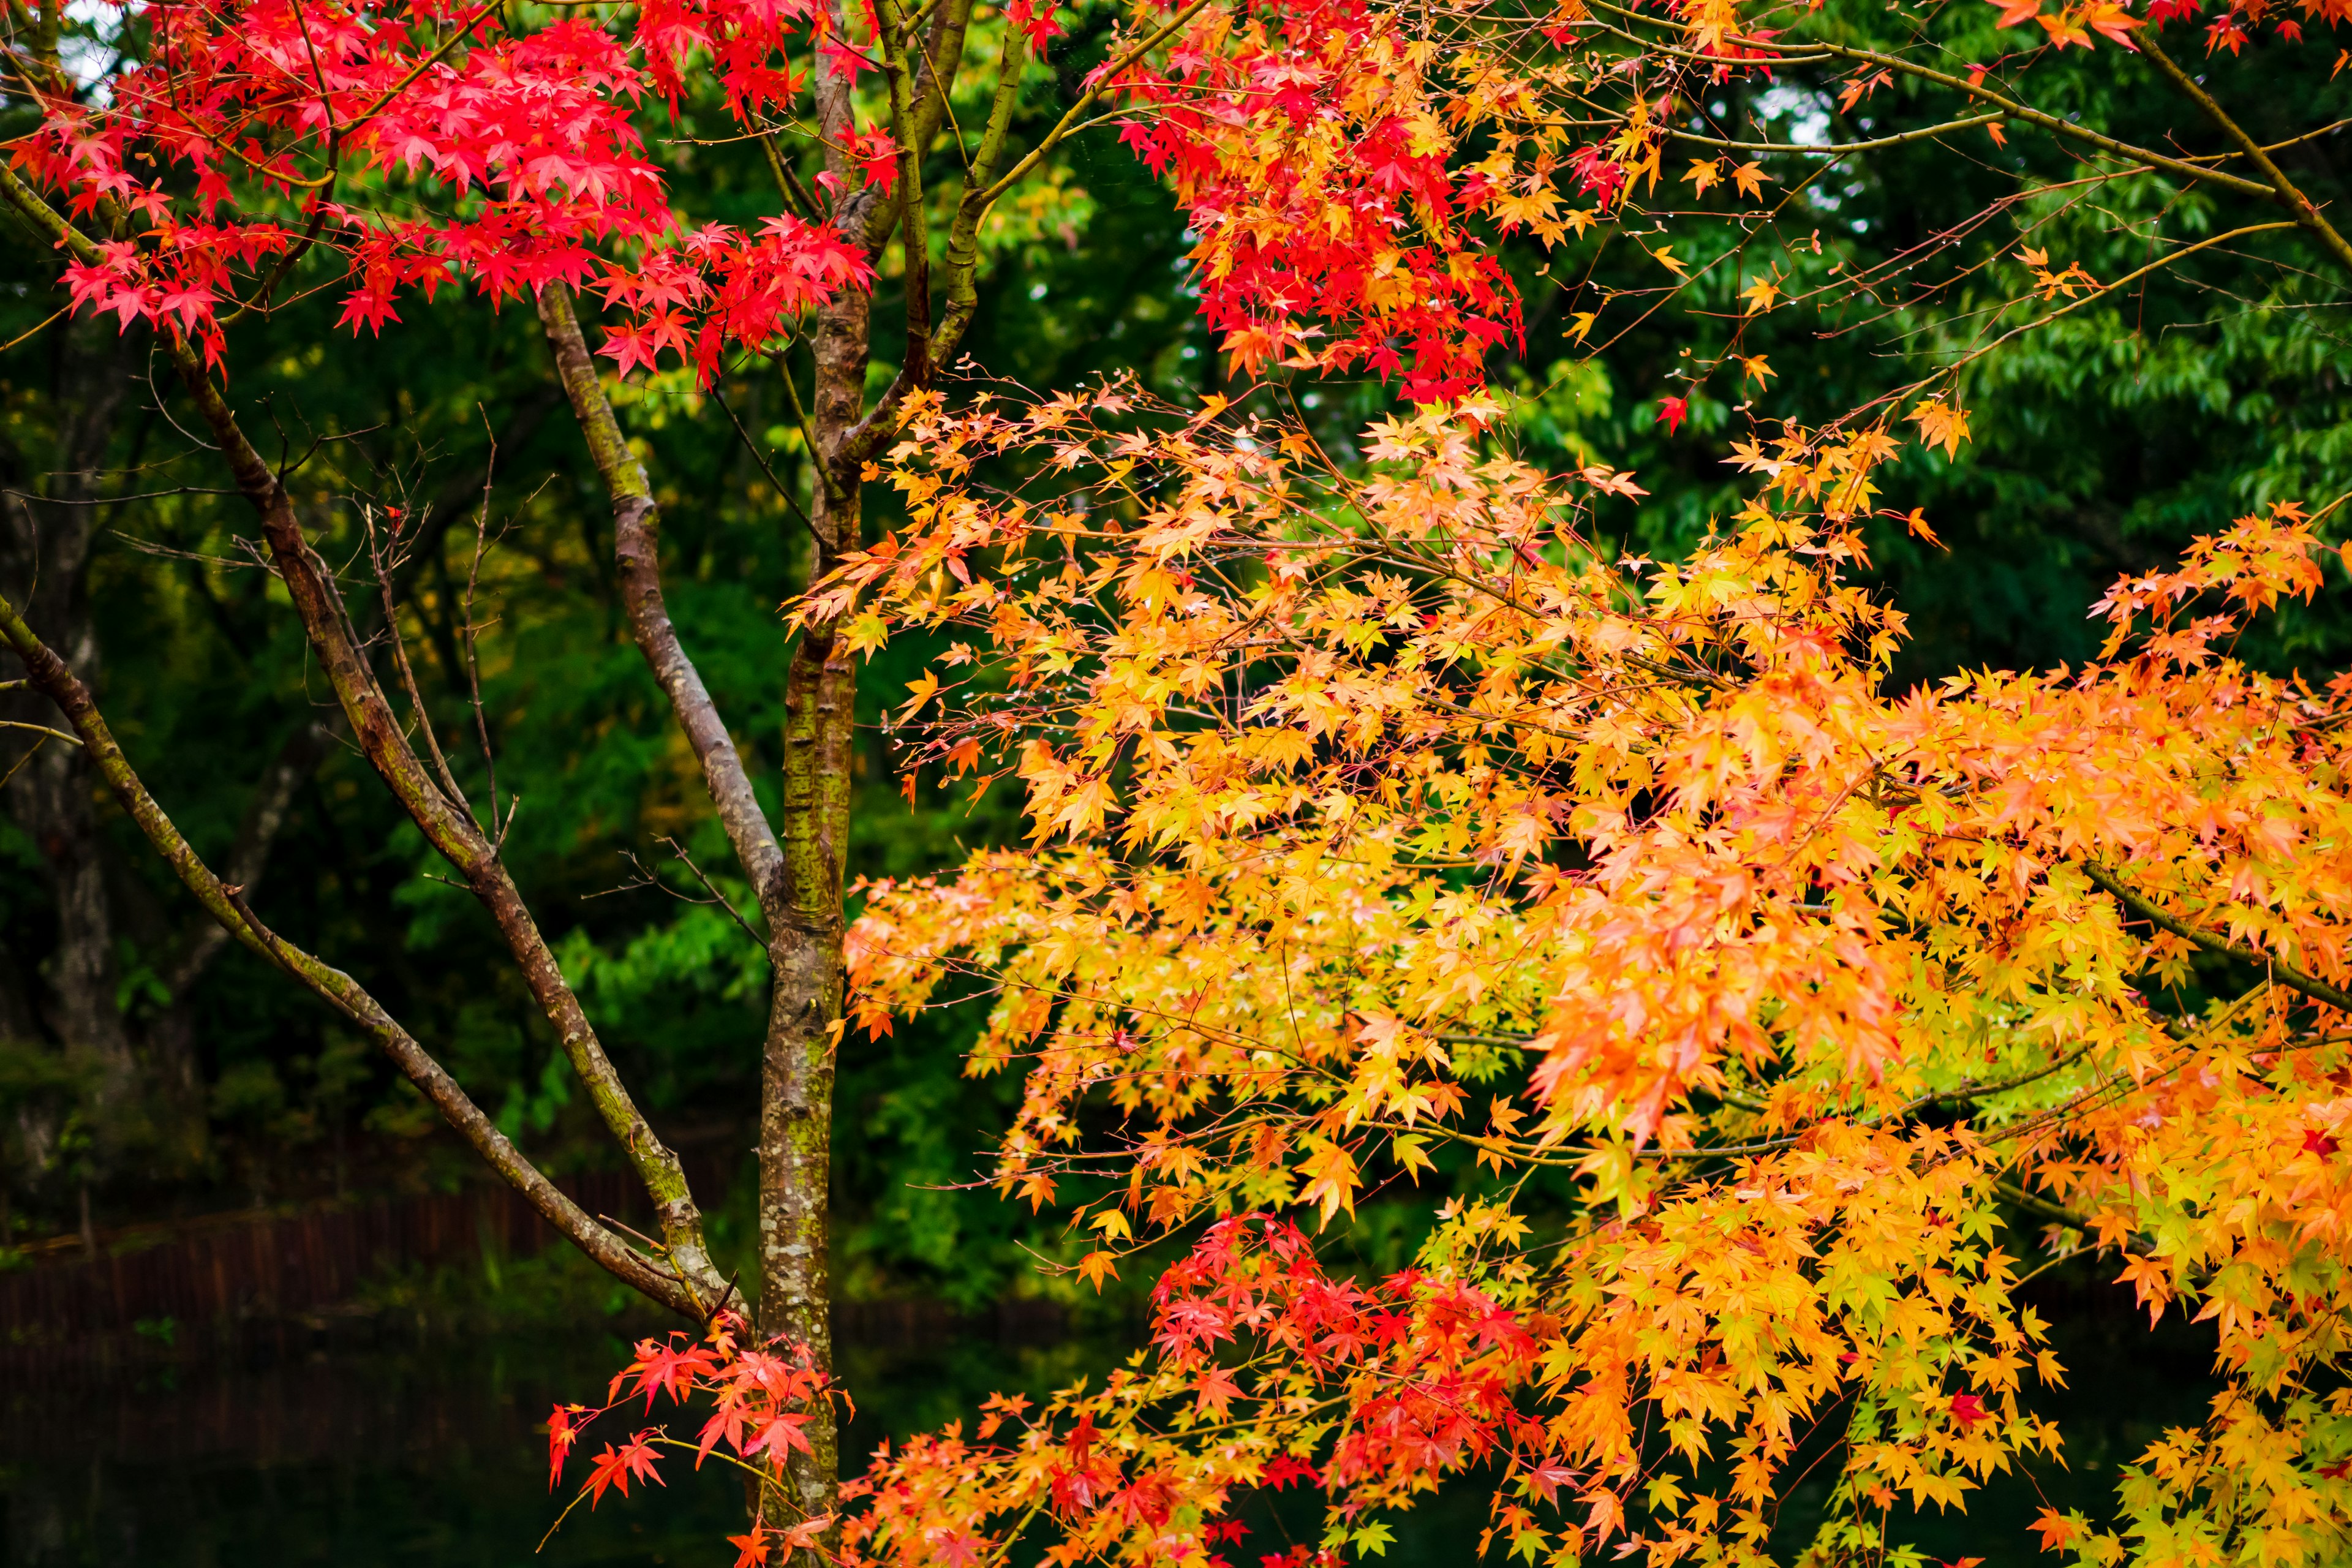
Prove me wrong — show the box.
[537,283,791,926]
[2140,31,2352,277]
[0,582,713,1318]
[158,322,725,1308]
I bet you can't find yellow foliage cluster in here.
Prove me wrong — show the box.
[797,384,2352,1566]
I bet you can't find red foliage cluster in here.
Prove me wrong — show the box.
[1150,1216,1537,1493]
[1110,0,1523,401]
[17,0,872,372]
[817,1216,1541,1568]
[552,1218,1542,1568]
[548,1310,842,1562]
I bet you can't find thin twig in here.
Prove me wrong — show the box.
[713,382,817,540]
[0,717,83,746]
[364,503,474,815]
[462,407,511,848]
[657,834,769,946]
[0,731,51,790]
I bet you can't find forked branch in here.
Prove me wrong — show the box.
[0,586,712,1316]
[166,328,720,1298]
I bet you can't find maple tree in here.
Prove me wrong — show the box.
[793,385,2352,1567]
[9,0,2352,1558]
[540,8,2352,1568]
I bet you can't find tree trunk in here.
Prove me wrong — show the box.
[760,255,867,1553]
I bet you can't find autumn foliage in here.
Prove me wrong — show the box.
[557,357,2352,1561]
[13,0,878,374]
[782,377,2352,1566]
[15,0,2352,1556]
[528,0,2352,1548]
[777,0,2352,1558]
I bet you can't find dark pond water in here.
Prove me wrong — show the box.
[0,1295,2219,1568]
[0,1321,1119,1568]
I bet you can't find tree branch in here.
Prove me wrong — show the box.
[537,284,791,927]
[836,0,1216,467]
[978,0,1214,208]
[0,584,711,1317]
[835,20,1028,469]
[2139,31,2352,277]
[1696,23,2282,202]
[876,0,934,395]
[2083,861,2352,1014]
[159,325,725,1305]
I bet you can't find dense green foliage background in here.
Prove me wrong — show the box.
[2,18,2348,1328]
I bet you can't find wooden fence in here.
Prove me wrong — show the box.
[0,1152,1088,1396]
[0,1160,733,1374]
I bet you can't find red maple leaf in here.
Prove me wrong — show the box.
[1656,396,1689,435]
[617,1335,719,1410]
[744,1411,814,1460]
[546,1403,586,1490]
[1948,1392,1988,1431]
[1264,1454,1322,1490]
[1523,1461,1577,1502]
[583,1431,666,1506]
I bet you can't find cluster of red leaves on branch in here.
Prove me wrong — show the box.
[774,380,2352,1564]
[16,0,870,371]
[845,1144,2062,1567]
[1107,0,1532,401]
[831,1215,1541,1568]
[547,1310,842,1562]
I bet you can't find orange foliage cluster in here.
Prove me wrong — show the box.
[773,381,2352,1564]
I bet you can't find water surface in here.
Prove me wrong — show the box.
[1,1292,2217,1567]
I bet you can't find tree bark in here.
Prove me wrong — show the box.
[763,295,862,1545]
[748,12,880,1539]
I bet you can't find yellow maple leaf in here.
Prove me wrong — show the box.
[1681,157,1724,197]
[1740,276,1779,315]
[897,670,941,722]
[1906,398,1972,459]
